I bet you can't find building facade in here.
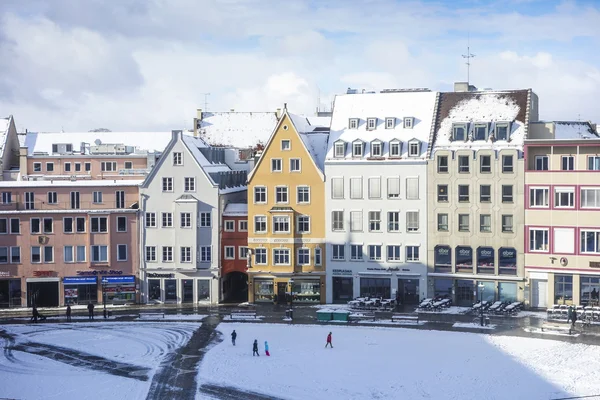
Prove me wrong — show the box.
[247,110,329,304]
[524,121,600,308]
[221,203,249,303]
[427,87,538,306]
[324,90,436,304]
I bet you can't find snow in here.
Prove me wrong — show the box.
[554,121,599,139]
[326,91,438,161]
[0,117,9,159]
[198,111,278,148]
[222,203,248,216]
[299,132,329,172]
[453,322,496,330]
[417,306,471,315]
[0,179,143,188]
[137,314,207,321]
[199,323,600,399]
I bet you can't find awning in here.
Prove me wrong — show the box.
[26,277,60,283]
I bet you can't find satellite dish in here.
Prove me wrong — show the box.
[94,139,102,145]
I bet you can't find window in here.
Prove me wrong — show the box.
[480,155,491,173]
[385,118,395,129]
[350,211,362,232]
[477,247,495,273]
[46,162,54,172]
[387,211,400,232]
[115,190,125,208]
[239,220,248,231]
[349,118,359,129]
[480,214,492,232]
[588,156,600,171]
[350,244,363,261]
[93,191,103,204]
[145,212,156,228]
[162,177,173,192]
[254,216,267,233]
[297,186,310,203]
[554,275,573,304]
[408,141,420,157]
[387,245,401,261]
[530,187,549,207]
[458,156,469,173]
[561,156,574,171]
[406,177,419,200]
[200,212,211,227]
[370,141,382,157]
[350,177,362,199]
[581,188,600,208]
[529,228,549,252]
[332,244,345,261]
[33,163,41,172]
[184,177,196,192]
[0,248,6,263]
[331,178,344,199]
[406,211,419,232]
[31,218,40,234]
[403,117,414,129]
[10,218,19,234]
[91,245,108,262]
[0,219,6,234]
[368,177,381,199]
[437,185,448,202]
[368,245,382,261]
[352,141,363,157]
[255,248,267,265]
[368,211,381,232]
[367,118,376,130]
[117,244,127,261]
[275,186,288,203]
[437,214,449,231]
[47,192,57,204]
[224,220,235,232]
[496,123,510,141]
[555,187,574,208]
[290,158,301,172]
[334,142,345,158]
[162,246,173,262]
[332,211,344,231]
[390,141,400,157]
[458,214,469,232]
[162,212,173,228]
[70,191,80,209]
[388,177,400,198]
[25,192,34,210]
[64,217,73,233]
[114,216,126,232]
[76,217,85,233]
[502,215,513,233]
[273,248,290,265]
[180,247,192,263]
[43,246,54,263]
[455,246,473,271]
[453,123,467,141]
[406,246,419,262]
[84,162,91,172]
[314,247,322,266]
[297,215,310,233]
[239,247,249,260]
[273,216,290,233]
[180,212,192,228]
[91,217,108,233]
[65,163,72,172]
[474,123,488,140]
[437,156,448,173]
[480,185,491,202]
[434,246,452,272]
[580,277,600,306]
[75,163,81,172]
[101,162,116,172]
[535,156,549,171]
[10,247,20,263]
[281,140,291,151]
[173,152,183,165]
[458,185,469,202]
[1,191,11,204]
[31,247,41,263]
[201,246,212,262]
[581,230,600,254]
[502,155,514,173]
[271,158,282,172]
[145,246,156,262]
[502,185,513,203]
[43,218,53,234]
[297,248,310,265]
[254,186,266,203]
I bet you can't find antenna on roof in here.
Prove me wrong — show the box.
[201,93,211,112]
[462,32,475,86]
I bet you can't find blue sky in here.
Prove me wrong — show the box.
[0,0,599,132]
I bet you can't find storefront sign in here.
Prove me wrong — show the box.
[477,247,495,267]
[499,247,517,268]
[456,246,473,266]
[332,269,352,276]
[64,277,97,285]
[0,271,11,277]
[102,276,135,284]
[367,267,399,272]
[147,273,175,278]
[76,270,123,276]
[590,262,600,268]
[33,271,56,277]
[434,246,451,266]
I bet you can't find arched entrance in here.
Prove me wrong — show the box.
[222,272,248,303]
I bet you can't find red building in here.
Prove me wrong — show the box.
[221,203,249,303]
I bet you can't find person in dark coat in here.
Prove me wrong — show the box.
[31,306,38,323]
[325,332,333,348]
[231,330,237,346]
[567,306,573,323]
[66,305,72,322]
[252,339,259,356]
[571,308,578,329]
[87,302,94,320]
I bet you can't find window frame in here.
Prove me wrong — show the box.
[173,152,183,165]
[271,158,282,172]
[458,155,470,173]
[275,186,289,204]
[480,155,492,173]
[437,156,448,173]
[458,214,470,232]
[385,118,395,129]
[281,140,291,151]
[408,141,420,157]
[561,155,574,171]
[297,215,311,234]
[529,187,550,208]
[437,213,449,232]
[290,158,301,172]
[458,185,470,203]
[272,215,290,233]
[200,212,211,227]
[297,186,310,204]
[480,185,491,203]
[479,214,492,233]
[502,155,514,173]
[389,140,401,157]
[387,211,400,232]
[452,123,467,141]
[529,228,549,252]
[501,215,514,233]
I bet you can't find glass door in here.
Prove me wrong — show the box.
[182,280,194,303]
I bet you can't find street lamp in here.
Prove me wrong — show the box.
[478,283,485,326]
[289,278,294,322]
[102,278,108,319]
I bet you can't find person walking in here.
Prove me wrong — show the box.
[31,306,39,323]
[231,330,237,346]
[567,306,573,323]
[66,305,72,322]
[264,341,270,356]
[252,339,259,356]
[325,332,333,348]
[87,302,94,320]
[571,307,578,330]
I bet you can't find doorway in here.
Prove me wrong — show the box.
[332,277,353,303]
[397,279,420,305]
[456,280,474,306]
[277,282,287,304]
[531,279,547,309]
[222,272,248,303]
[182,280,194,303]
[27,281,59,307]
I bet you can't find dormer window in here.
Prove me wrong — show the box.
[371,141,382,157]
[334,141,346,158]
[281,140,291,150]
[452,123,467,141]
[403,117,414,129]
[352,141,364,157]
[495,122,511,141]
[408,140,420,157]
[349,118,359,129]
[389,140,401,157]
[367,118,377,131]
[474,123,489,141]
[385,118,395,129]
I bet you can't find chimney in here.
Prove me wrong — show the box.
[19,148,28,175]
[230,109,235,112]
[454,82,469,92]
[276,108,281,119]
[197,108,203,119]
[171,130,182,141]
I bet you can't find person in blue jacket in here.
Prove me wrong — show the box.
[264,341,270,356]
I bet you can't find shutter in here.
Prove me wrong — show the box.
[351,211,362,231]
[406,178,419,200]
[350,178,362,199]
[369,177,381,199]
[332,178,343,198]
[387,177,400,197]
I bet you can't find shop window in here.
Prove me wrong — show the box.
[434,279,452,299]
[554,275,573,305]
[198,280,211,302]
[254,280,274,302]
[498,247,517,275]
[434,245,451,273]
[148,280,161,301]
[455,246,473,272]
[165,279,177,301]
[498,282,517,303]
[477,247,495,274]
[360,278,391,299]
[290,281,321,303]
[580,277,600,306]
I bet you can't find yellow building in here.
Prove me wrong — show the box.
[247,109,330,304]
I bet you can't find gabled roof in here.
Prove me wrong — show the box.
[198,111,279,148]
[223,203,248,216]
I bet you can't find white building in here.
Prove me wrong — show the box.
[139,131,252,304]
[324,90,438,304]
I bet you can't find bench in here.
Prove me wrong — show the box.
[139,312,165,319]
[230,310,257,319]
[112,299,128,306]
[350,312,376,322]
[541,321,573,335]
[391,314,419,324]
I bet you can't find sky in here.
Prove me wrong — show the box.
[1,0,599,132]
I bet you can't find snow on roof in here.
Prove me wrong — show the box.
[432,90,530,153]
[0,117,10,159]
[299,133,329,172]
[198,111,278,148]
[223,203,248,216]
[326,91,438,161]
[17,133,26,147]
[554,121,599,140]
[0,179,143,188]
[24,131,175,156]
